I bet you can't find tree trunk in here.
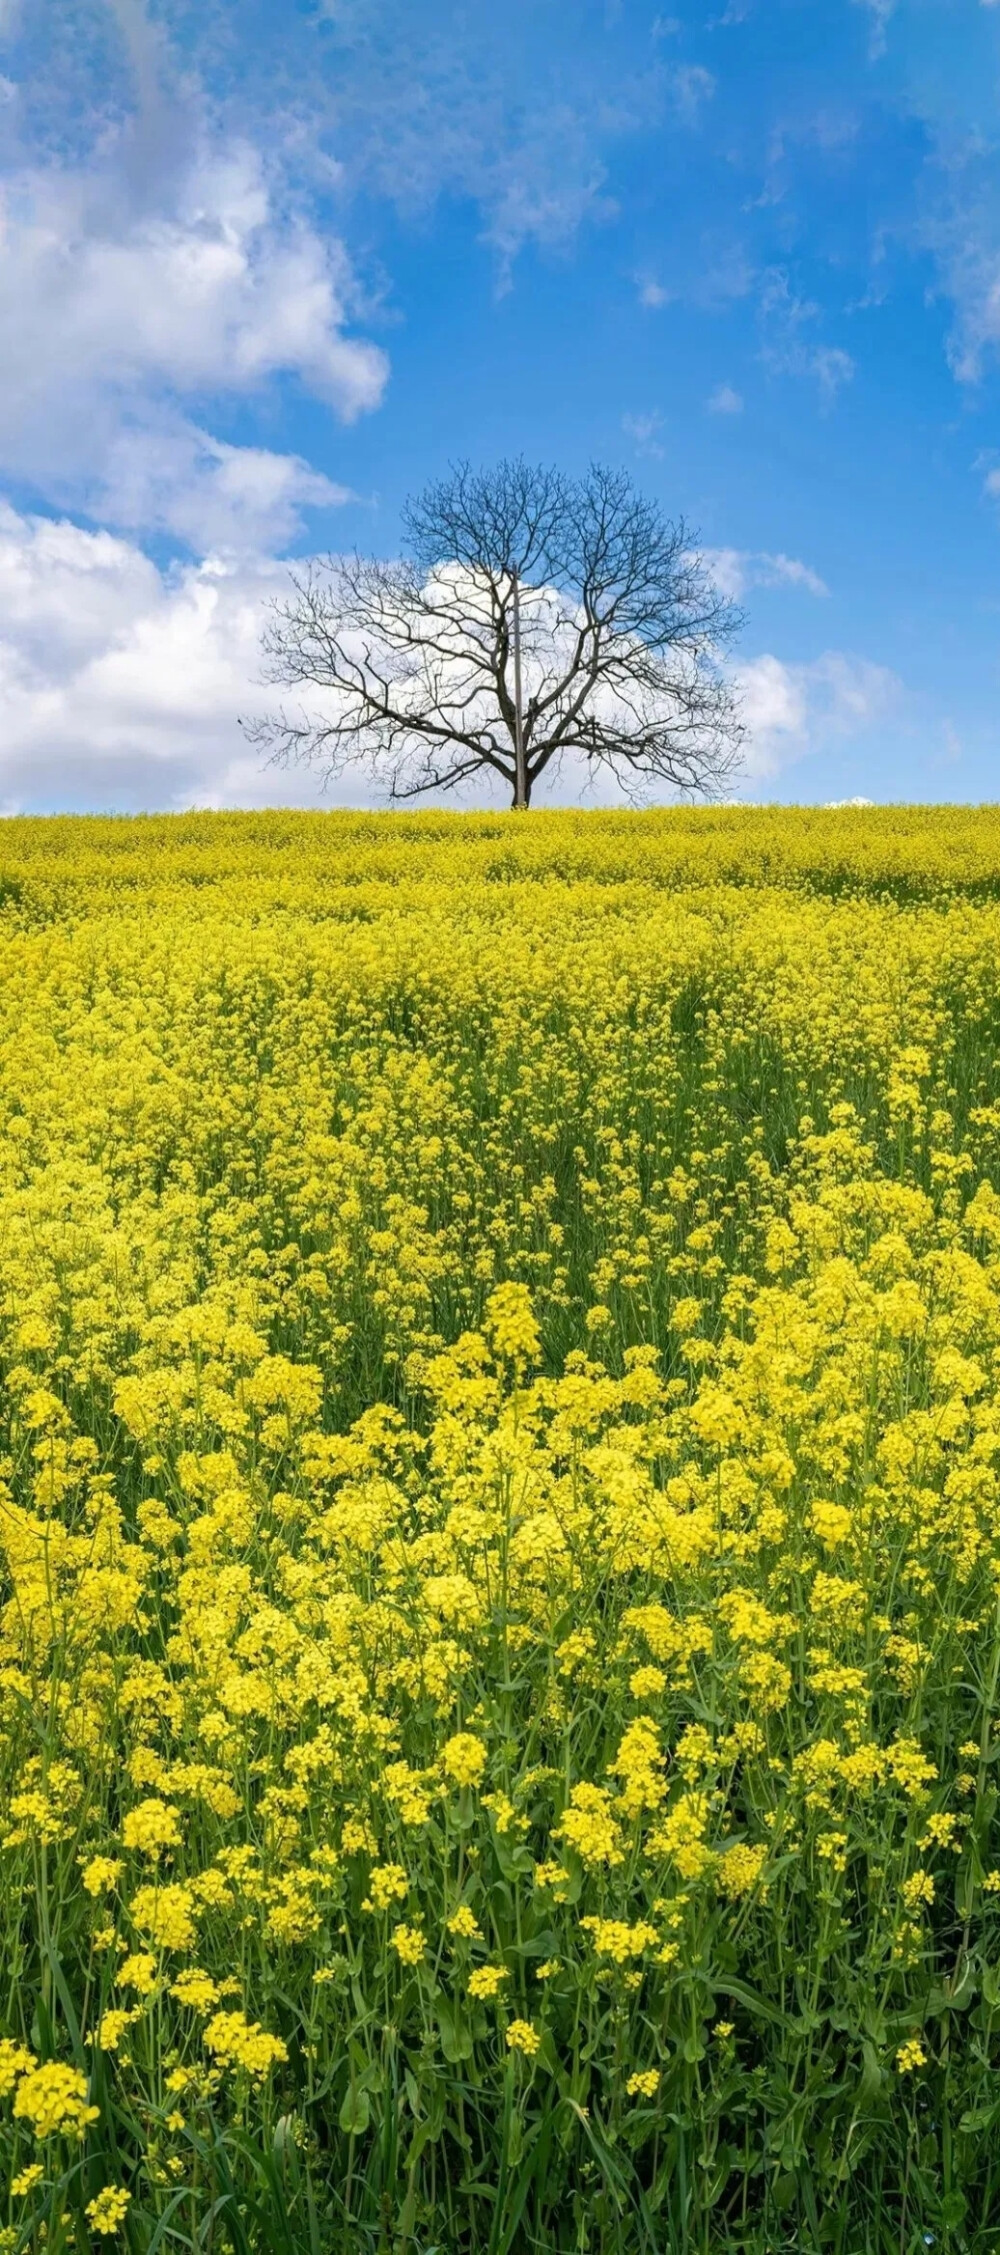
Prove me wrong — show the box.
[511,572,528,809]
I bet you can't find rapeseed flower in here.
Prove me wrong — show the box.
[626,2070,659,2098]
[121,1800,183,1855]
[440,1732,487,1788]
[716,1843,768,1897]
[555,1784,624,1868]
[505,2020,541,2056]
[580,1917,658,1963]
[10,2164,43,2196]
[392,1923,426,1965]
[203,2012,288,2079]
[13,2064,98,2140]
[364,1864,409,1912]
[447,1906,482,1939]
[0,807,998,2247]
[468,1967,509,1999]
[85,2187,131,2235]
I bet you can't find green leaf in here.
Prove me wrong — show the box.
[510,1927,560,1960]
[713,1974,787,2029]
[338,2082,371,2135]
[437,1996,474,2063]
[958,2097,1000,2135]
[939,2188,967,2230]
[949,1961,978,2010]
[956,1857,976,1918]
[858,2040,883,2103]
[492,1833,535,1879]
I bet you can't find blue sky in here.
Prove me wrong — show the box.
[3,0,1000,808]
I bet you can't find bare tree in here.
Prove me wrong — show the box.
[243,459,745,808]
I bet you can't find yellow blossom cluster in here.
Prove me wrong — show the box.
[0,808,999,2250]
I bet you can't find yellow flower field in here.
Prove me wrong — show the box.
[4,806,1000,2251]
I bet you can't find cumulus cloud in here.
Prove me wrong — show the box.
[83,423,351,558]
[2,0,719,290]
[0,502,894,813]
[0,142,383,412]
[704,549,829,599]
[0,507,703,813]
[0,502,354,811]
[740,649,901,779]
[0,135,384,552]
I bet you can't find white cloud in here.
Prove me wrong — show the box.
[2,0,710,291]
[705,549,829,599]
[622,410,665,458]
[885,24,1000,392]
[307,4,715,275]
[936,206,1000,386]
[740,649,900,778]
[639,248,753,317]
[707,383,743,414]
[88,422,351,557]
[694,247,756,309]
[0,134,385,552]
[0,502,894,814]
[741,654,808,761]
[0,508,695,812]
[0,502,352,810]
[20,140,376,406]
[672,65,716,120]
[808,345,855,400]
[306,0,671,277]
[851,0,896,57]
[759,269,855,402]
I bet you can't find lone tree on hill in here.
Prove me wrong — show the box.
[243,459,745,807]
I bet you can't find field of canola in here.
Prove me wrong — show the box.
[9,805,1000,2254]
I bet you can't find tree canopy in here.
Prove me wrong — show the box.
[244,459,745,806]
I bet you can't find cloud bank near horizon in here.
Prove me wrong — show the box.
[0,502,898,814]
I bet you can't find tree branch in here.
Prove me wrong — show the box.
[242,462,745,806]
